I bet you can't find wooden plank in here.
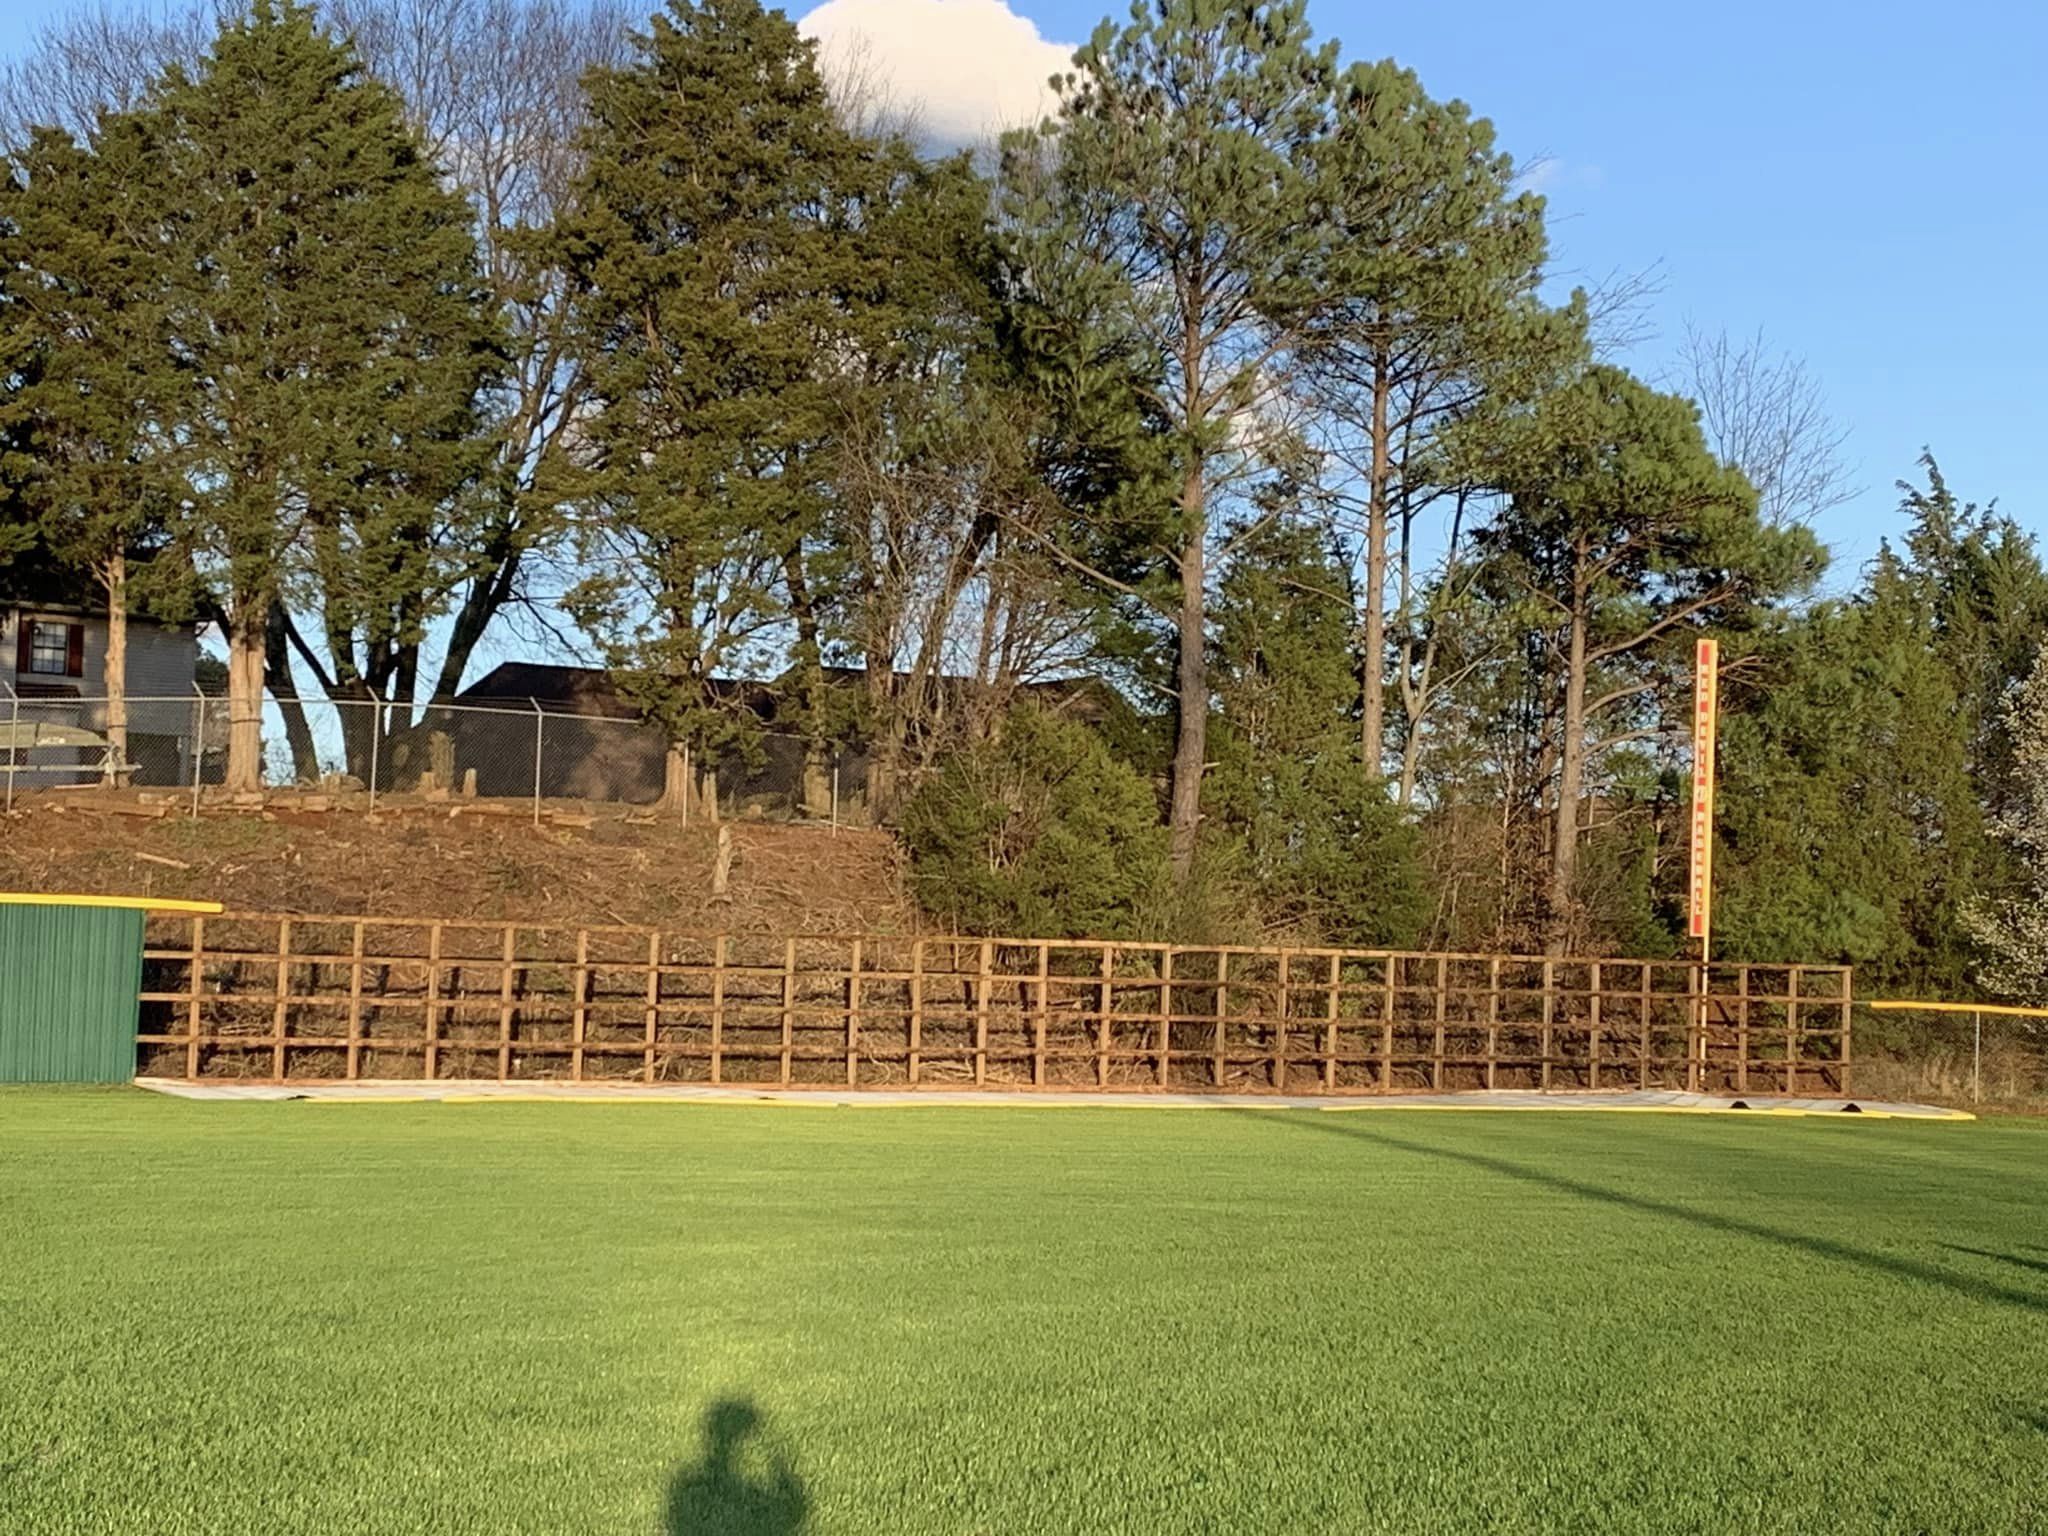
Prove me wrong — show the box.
[1540,958,1554,1091]
[1095,945,1111,1089]
[1432,955,1447,1092]
[846,939,862,1088]
[570,928,589,1083]
[1032,942,1049,1089]
[1322,952,1340,1092]
[423,921,442,1081]
[271,918,292,1080]
[909,938,924,1086]
[346,920,366,1082]
[1274,952,1290,1093]
[644,930,661,1084]
[974,940,991,1087]
[710,934,727,1086]
[1213,950,1230,1089]
[185,916,206,1081]
[781,937,796,1087]
[497,925,516,1082]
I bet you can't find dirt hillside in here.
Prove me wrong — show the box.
[0,792,912,934]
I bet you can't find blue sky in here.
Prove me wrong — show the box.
[4,0,2042,587]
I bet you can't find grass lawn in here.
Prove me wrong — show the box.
[1,1093,2044,1534]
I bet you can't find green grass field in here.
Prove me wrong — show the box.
[2,1092,2044,1534]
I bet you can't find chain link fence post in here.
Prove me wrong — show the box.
[531,698,545,827]
[368,698,382,809]
[4,682,18,814]
[190,683,206,819]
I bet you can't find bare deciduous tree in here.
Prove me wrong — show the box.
[1677,321,1856,526]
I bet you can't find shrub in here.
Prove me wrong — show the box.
[899,707,1169,938]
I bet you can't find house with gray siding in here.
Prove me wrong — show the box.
[2,592,203,785]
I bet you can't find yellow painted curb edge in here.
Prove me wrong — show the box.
[0,891,223,914]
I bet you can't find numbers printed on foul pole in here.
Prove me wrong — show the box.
[1689,639,1718,942]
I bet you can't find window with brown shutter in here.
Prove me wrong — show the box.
[21,619,82,677]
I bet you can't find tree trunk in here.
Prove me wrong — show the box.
[661,742,690,814]
[263,601,321,784]
[1360,355,1391,777]
[102,549,129,786]
[1167,464,1208,882]
[1548,575,1588,954]
[224,604,266,793]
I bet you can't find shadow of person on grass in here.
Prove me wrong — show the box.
[664,1399,807,1535]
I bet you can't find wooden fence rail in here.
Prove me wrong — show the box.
[136,912,1853,1095]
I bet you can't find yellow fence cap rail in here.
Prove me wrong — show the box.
[0,892,224,915]
[1866,997,2048,1019]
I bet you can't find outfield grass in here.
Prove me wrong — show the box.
[1,1093,2044,1534]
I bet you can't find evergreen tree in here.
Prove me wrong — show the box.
[1303,59,1585,780]
[134,0,501,789]
[0,112,180,776]
[1208,516,1423,945]
[553,0,879,797]
[1000,0,1341,882]
[1716,460,2048,992]
[1474,365,1823,951]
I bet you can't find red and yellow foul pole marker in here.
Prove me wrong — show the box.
[1688,638,1718,958]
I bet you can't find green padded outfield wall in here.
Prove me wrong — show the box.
[0,902,146,1083]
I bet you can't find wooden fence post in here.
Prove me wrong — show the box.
[974,940,992,1087]
[1432,955,1447,1092]
[1484,956,1500,1092]
[781,938,796,1087]
[1213,951,1230,1089]
[1785,967,1800,1096]
[1588,960,1602,1092]
[497,925,517,1082]
[271,918,291,1081]
[185,915,206,1081]
[346,920,366,1083]
[644,930,661,1084]
[570,929,589,1083]
[1322,953,1339,1092]
[909,939,924,1086]
[423,922,443,1082]
[1379,956,1397,1092]
[1156,949,1174,1087]
[1095,945,1111,1089]
[1540,958,1554,1092]
[846,940,862,1088]
[1274,952,1290,1094]
[710,935,727,1086]
[1032,943,1049,1089]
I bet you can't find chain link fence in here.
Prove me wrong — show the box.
[1,687,872,825]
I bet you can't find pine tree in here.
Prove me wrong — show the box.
[1000,0,1341,882]
[1304,59,1585,782]
[1474,365,1823,951]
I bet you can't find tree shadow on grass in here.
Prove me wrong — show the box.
[1256,1112,2048,1316]
[1942,1245,2048,1278]
[665,1399,807,1535]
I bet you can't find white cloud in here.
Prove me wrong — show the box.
[798,0,1075,150]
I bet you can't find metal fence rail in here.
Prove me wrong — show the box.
[1,689,862,823]
[136,911,1854,1094]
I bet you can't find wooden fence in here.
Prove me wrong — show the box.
[135,912,1853,1094]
